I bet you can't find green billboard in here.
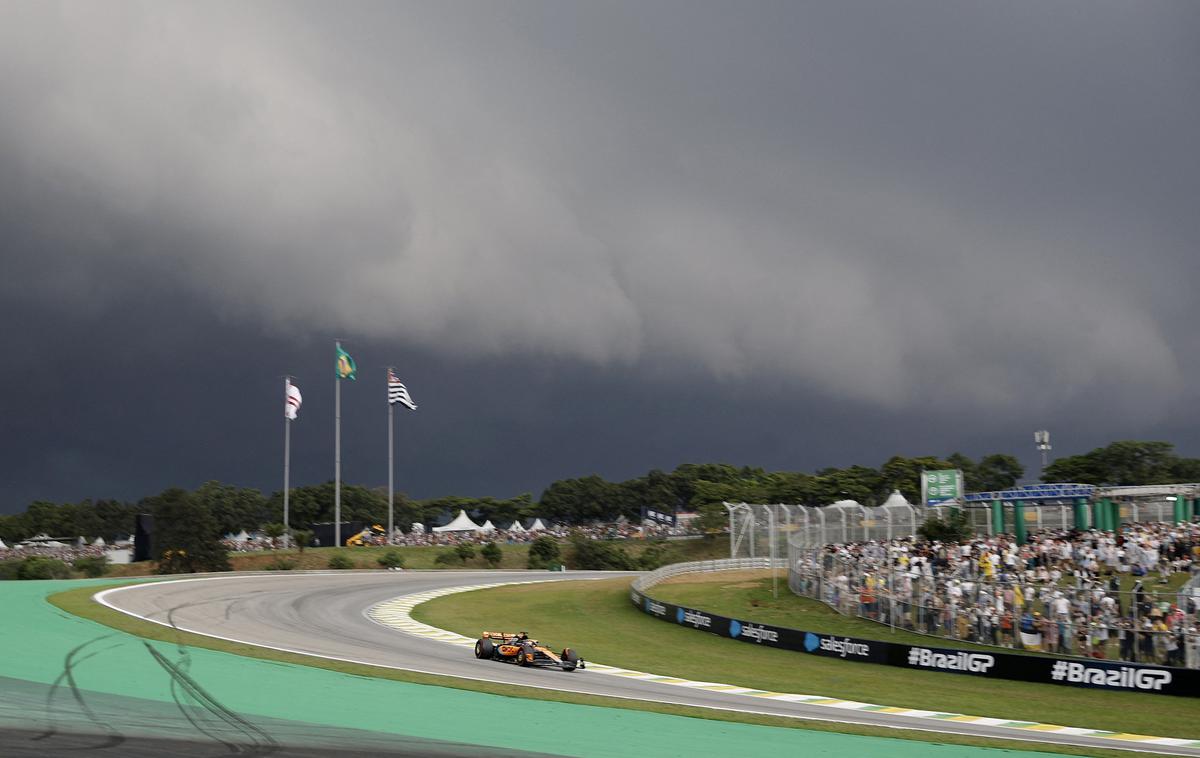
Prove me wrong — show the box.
[922,469,963,505]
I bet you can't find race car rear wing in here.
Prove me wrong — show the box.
[481,631,526,640]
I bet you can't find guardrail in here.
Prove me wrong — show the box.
[631,557,783,593]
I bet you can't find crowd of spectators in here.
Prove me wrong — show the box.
[220,517,693,552]
[0,541,121,565]
[793,521,1200,668]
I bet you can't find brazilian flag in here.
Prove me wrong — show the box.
[336,345,357,381]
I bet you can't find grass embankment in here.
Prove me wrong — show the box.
[50,583,1150,758]
[414,574,1200,742]
[649,570,1192,659]
[652,570,1008,654]
[103,536,730,577]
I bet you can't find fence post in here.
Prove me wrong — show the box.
[1074,497,1089,530]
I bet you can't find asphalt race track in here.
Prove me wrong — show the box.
[99,571,1200,756]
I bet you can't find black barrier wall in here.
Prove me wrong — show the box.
[630,587,1199,697]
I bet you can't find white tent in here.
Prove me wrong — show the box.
[432,510,482,533]
[410,522,425,534]
[480,520,496,532]
[77,536,87,546]
[92,537,107,547]
[234,530,250,542]
[528,518,547,532]
[507,520,527,533]
[0,538,7,549]
[21,534,66,547]
[881,490,911,508]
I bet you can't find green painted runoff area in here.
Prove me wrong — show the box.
[0,578,1063,758]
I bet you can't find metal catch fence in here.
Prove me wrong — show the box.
[725,501,922,561]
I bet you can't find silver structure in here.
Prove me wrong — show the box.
[727,499,921,560]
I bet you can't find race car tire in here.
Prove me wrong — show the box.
[560,648,580,671]
[475,638,494,659]
[518,642,533,666]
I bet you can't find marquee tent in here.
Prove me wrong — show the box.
[432,510,482,533]
[480,520,496,532]
[507,520,526,533]
[528,518,547,532]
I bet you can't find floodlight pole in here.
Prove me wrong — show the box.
[768,505,778,599]
[1035,430,1052,480]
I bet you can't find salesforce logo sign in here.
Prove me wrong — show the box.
[676,608,712,628]
[729,620,779,644]
[804,632,871,658]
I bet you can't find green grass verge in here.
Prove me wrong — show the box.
[413,576,1200,742]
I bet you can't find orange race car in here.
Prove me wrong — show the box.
[473,631,584,672]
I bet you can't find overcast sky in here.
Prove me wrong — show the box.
[2,1,1198,512]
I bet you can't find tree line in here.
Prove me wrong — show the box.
[3,440,1197,545]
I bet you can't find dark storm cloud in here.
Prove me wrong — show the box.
[1,1,1199,508]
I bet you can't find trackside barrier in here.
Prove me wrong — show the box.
[632,560,1200,697]
[631,558,778,593]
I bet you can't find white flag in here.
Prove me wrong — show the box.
[285,380,302,419]
[387,369,417,410]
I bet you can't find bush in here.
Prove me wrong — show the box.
[527,536,561,569]
[292,529,314,553]
[568,532,636,571]
[918,509,972,543]
[73,555,110,578]
[0,559,22,580]
[16,556,73,580]
[637,541,671,571]
[260,522,286,549]
[480,542,502,568]
[265,557,298,571]
[434,551,459,567]
[327,553,355,570]
[151,488,231,574]
[376,550,405,569]
[454,543,476,564]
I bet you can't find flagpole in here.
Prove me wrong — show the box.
[283,378,291,548]
[335,341,342,549]
[387,368,395,545]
